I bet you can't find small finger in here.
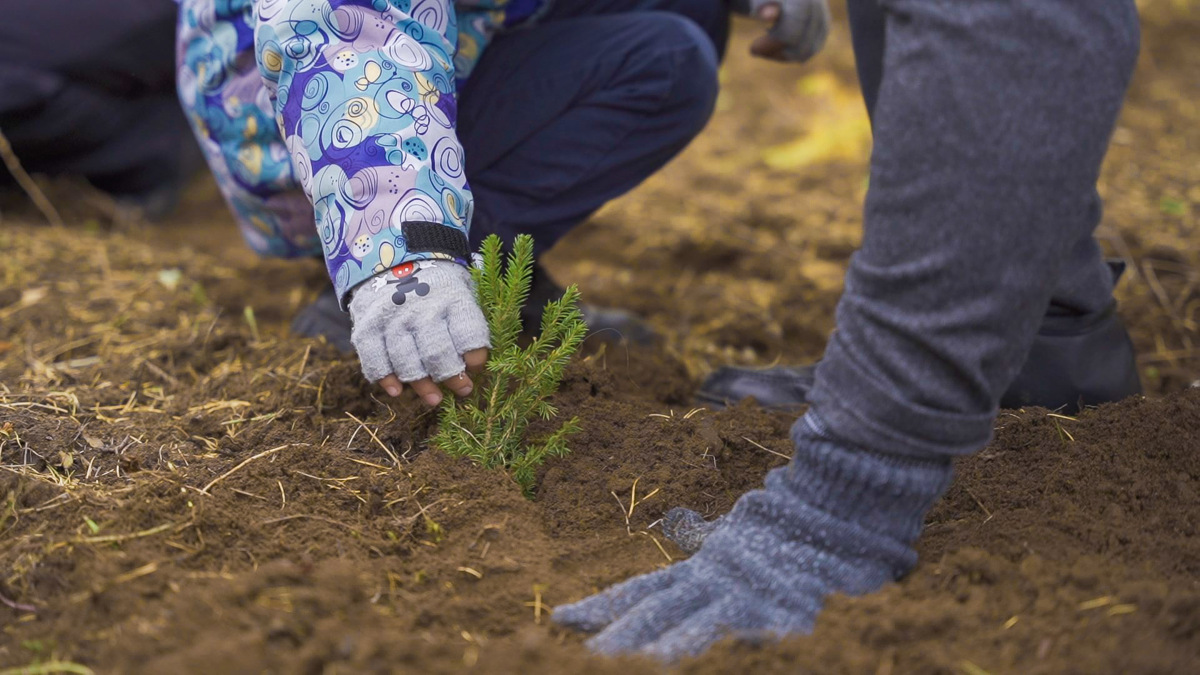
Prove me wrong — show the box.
[413,324,468,383]
[378,374,404,398]
[445,299,491,370]
[385,332,428,382]
[353,333,392,383]
[444,372,474,397]
[408,377,443,407]
[750,34,788,60]
[756,2,781,22]
[463,348,488,374]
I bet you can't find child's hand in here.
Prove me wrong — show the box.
[349,261,491,407]
[733,0,831,63]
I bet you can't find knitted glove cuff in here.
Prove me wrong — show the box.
[785,410,954,543]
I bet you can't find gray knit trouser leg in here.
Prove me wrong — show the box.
[810,0,1142,459]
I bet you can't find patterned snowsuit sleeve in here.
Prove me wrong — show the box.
[178,0,473,308]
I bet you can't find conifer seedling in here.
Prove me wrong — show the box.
[432,234,586,497]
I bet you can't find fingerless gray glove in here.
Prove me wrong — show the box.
[349,261,490,385]
[732,0,831,62]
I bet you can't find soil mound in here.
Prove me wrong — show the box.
[4,347,1198,672]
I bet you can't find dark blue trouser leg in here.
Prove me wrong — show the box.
[457,4,724,253]
[811,0,1140,457]
[0,0,190,197]
[544,0,731,57]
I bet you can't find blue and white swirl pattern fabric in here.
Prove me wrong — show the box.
[178,0,474,307]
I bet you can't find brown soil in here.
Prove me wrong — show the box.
[3,332,1199,674]
[3,2,1199,673]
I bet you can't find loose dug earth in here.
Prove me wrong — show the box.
[3,3,1200,673]
[2,338,1199,674]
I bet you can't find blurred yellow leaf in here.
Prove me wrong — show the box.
[763,72,872,170]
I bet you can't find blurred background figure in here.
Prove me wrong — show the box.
[0,0,197,218]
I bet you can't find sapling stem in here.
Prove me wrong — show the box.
[431,235,585,497]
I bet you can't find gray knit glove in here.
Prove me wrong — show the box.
[732,0,831,62]
[554,412,953,661]
[661,507,723,555]
[349,261,490,387]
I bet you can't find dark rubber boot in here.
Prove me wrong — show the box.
[998,300,1141,412]
[523,262,657,345]
[695,364,816,412]
[698,266,1142,414]
[291,287,354,353]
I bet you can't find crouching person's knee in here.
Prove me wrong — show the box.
[638,12,721,140]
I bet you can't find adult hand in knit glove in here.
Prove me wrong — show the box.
[733,0,831,63]
[553,413,952,662]
[349,261,491,407]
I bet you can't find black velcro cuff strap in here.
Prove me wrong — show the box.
[402,221,470,260]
